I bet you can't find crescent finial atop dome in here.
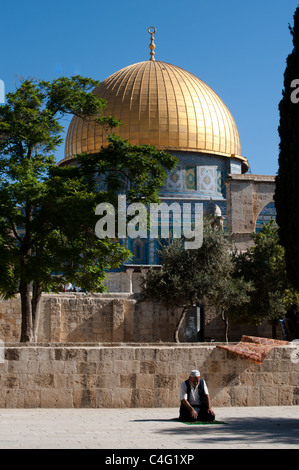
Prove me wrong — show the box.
[148,26,157,61]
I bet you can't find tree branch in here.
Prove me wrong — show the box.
[8,218,22,243]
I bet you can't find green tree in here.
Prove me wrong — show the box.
[233,221,295,337]
[204,273,253,343]
[141,219,251,342]
[0,78,177,342]
[274,6,299,290]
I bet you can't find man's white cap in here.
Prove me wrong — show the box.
[189,370,200,377]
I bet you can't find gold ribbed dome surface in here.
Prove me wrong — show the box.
[63,60,245,164]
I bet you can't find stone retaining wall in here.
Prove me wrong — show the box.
[0,344,298,408]
[0,294,274,343]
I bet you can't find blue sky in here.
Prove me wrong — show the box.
[1,0,298,175]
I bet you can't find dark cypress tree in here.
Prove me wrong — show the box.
[274,6,299,290]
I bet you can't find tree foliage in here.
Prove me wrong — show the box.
[233,221,296,336]
[0,77,177,342]
[142,220,296,342]
[141,219,252,342]
[274,6,299,290]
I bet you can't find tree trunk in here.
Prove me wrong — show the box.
[225,318,229,343]
[221,308,229,343]
[20,282,33,342]
[32,282,42,342]
[174,306,189,343]
[19,213,34,343]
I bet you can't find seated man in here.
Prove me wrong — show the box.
[179,370,215,422]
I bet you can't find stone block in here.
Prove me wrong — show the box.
[168,361,183,374]
[154,361,170,374]
[27,361,39,374]
[0,362,7,374]
[260,386,278,406]
[7,360,26,374]
[77,362,97,374]
[278,386,293,406]
[39,360,65,374]
[0,389,6,407]
[229,386,249,406]
[99,348,119,361]
[206,373,221,388]
[86,348,101,362]
[239,370,256,386]
[256,372,273,386]
[291,372,299,386]
[116,348,137,361]
[113,360,137,375]
[5,389,24,408]
[154,387,170,407]
[120,373,136,389]
[158,348,174,362]
[54,348,65,361]
[247,386,260,406]
[111,388,132,408]
[211,387,231,407]
[5,348,20,361]
[73,389,97,408]
[131,388,155,408]
[70,374,88,389]
[97,360,114,374]
[63,361,77,374]
[54,373,70,389]
[221,372,241,387]
[154,374,176,389]
[139,361,155,374]
[3,374,19,389]
[20,373,54,389]
[272,372,290,385]
[97,373,114,389]
[35,348,52,361]
[173,348,190,363]
[24,389,41,408]
[169,388,180,408]
[135,348,158,361]
[70,349,88,362]
[207,359,222,374]
[293,387,299,405]
[136,374,154,389]
[95,389,112,408]
[40,389,73,408]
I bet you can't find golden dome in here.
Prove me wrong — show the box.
[62,59,247,167]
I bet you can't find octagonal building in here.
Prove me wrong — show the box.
[60,29,275,292]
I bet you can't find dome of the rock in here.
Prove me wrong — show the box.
[62,59,247,169]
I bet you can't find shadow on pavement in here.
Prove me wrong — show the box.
[160,416,299,447]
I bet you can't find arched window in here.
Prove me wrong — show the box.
[132,238,147,264]
[255,202,277,233]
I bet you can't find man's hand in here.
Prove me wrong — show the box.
[206,395,215,417]
[182,399,198,420]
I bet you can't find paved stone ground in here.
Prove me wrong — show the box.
[0,406,298,449]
